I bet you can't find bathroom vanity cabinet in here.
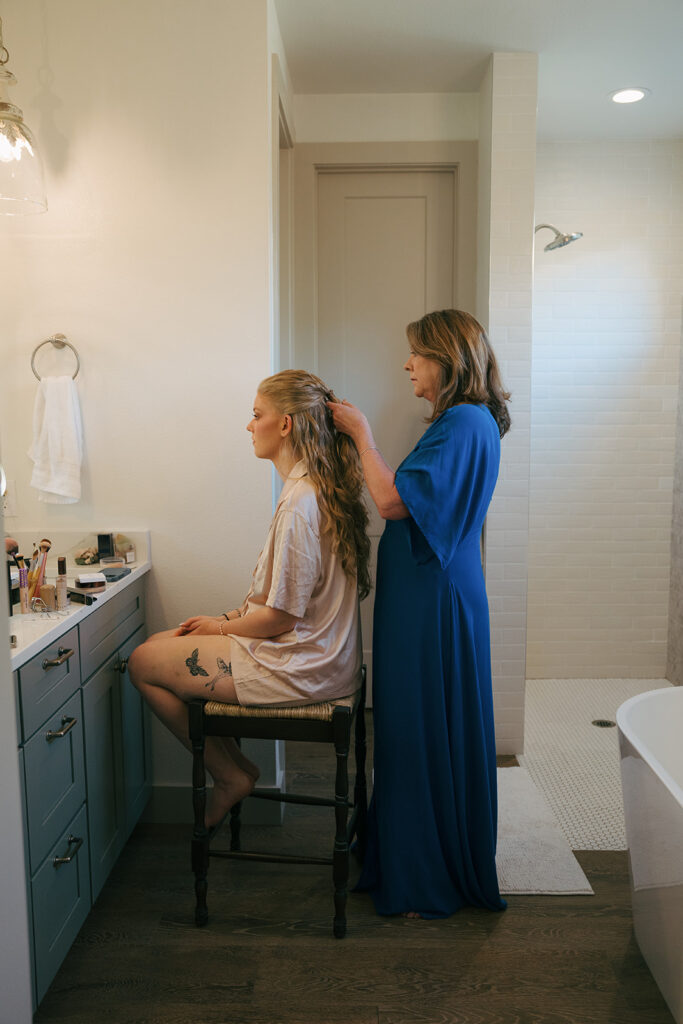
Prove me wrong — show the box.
[13,576,151,1006]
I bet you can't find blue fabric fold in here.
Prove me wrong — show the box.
[394,404,499,568]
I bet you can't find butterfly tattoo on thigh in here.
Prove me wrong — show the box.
[204,656,233,693]
[184,648,232,692]
[185,648,208,677]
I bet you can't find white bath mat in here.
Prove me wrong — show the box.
[496,767,593,894]
[519,678,672,850]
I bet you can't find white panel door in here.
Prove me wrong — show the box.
[316,170,457,697]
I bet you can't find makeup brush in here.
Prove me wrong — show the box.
[34,539,51,595]
[29,542,50,603]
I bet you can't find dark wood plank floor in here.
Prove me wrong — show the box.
[34,714,674,1024]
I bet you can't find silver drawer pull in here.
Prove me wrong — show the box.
[42,647,75,670]
[117,657,128,674]
[45,716,78,742]
[53,834,84,868]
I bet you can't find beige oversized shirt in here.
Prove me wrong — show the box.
[229,461,362,706]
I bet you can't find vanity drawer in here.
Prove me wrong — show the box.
[18,628,80,740]
[23,691,86,874]
[31,804,90,1006]
[79,580,145,681]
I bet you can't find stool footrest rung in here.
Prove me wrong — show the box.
[210,849,332,866]
[250,788,351,808]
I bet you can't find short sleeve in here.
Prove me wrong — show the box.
[394,406,499,569]
[266,508,321,618]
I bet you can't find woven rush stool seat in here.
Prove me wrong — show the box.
[188,669,367,939]
[203,693,357,722]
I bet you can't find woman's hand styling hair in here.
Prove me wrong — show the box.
[326,399,374,450]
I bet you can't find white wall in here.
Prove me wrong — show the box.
[268,0,295,118]
[528,139,683,678]
[477,54,538,753]
[475,63,493,325]
[668,297,683,686]
[0,0,282,786]
[294,92,479,142]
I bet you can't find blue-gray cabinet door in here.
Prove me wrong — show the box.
[31,804,90,1005]
[17,747,37,1009]
[82,657,125,903]
[79,581,144,681]
[23,691,86,874]
[118,625,151,835]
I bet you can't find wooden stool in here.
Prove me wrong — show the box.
[188,669,367,938]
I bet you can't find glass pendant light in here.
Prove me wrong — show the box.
[0,16,47,214]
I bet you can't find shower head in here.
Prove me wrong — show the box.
[534,223,583,251]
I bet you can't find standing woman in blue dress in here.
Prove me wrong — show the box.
[328,308,510,918]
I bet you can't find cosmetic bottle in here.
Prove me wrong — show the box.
[19,566,29,613]
[6,559,13,617]
[56,556,68,611]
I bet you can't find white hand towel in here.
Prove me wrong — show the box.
[28,375,83,503]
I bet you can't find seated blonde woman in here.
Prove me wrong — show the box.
[128,370,370,827]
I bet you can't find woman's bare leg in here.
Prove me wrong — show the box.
[145,627,184,642]
[142,631,260,782]
[220,737,260,781]
[128,635,258,826]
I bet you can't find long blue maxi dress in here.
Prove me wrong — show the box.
[356,403,506,917]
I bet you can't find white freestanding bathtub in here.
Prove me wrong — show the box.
[617,686,683,1024]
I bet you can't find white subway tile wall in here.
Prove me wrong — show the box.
[528,140,683,679]
[484,53,538,753]
[668,307,683,685]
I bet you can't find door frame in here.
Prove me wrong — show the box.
[293,141,478,372]
[271,54,295,375]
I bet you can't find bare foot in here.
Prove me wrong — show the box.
[402,912,423,919]
[221,737,260,783]
[206,765,255,828]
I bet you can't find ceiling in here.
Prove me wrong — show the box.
[274,0,683,139]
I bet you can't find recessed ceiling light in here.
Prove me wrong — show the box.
[610,88,650,104]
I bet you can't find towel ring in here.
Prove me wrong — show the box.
[31,334,80,381]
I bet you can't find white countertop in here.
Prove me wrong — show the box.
[9,560,151,670]
[7,530,151,670]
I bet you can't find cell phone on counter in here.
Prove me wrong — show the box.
[67,587,98,605]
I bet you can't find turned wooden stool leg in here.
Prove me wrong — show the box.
[353,679,368,861]
[229,738,243,851]
[189,701,209,927]
[230,801,242,852]
[332,711,350,939]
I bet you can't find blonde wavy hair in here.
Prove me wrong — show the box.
[407,309,511,438]
[258,370,371,600]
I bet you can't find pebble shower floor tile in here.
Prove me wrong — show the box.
[518,677,672,850]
